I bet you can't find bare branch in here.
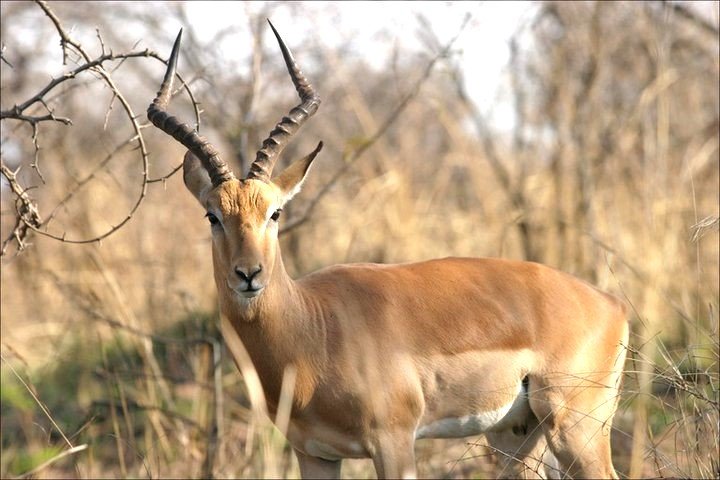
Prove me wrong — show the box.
[1,1,202,255]
[0,49,160,128]
[0,109,72,127]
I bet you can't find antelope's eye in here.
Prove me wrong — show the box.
[205,212,219,226]
[270,209,282,222]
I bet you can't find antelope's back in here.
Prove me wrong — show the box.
[299,256,627,357]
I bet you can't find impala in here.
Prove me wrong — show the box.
[148,22,629,479]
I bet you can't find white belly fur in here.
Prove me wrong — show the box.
[416,381,530,439]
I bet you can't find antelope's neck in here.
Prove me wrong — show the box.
[218,250,327,412]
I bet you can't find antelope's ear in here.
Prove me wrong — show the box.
[183,151,213,205]
[272,141,323,202]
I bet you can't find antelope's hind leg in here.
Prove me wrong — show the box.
[484,409,559,479]
[370,430,417,479]
[528,380,620,479]
[293,448,342,479]
[527,337,627,479]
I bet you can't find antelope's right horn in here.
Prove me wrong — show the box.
[147,29,235,187]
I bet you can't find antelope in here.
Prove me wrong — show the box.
[148,22,629,479]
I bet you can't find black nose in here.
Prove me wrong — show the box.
[235,265,263,283]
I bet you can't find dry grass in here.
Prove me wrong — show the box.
[1,1,718,478]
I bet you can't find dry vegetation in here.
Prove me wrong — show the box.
[1,1,718,479]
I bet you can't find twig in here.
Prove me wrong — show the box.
[0,164,43,255]
[0,352,74,448]
[0,49,157,124]
[690,215,719,242]
[14,444,88,480]
[43,133,144,230]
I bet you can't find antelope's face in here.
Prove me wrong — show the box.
[183,148,320,301]
[204,178,283,299]
[147,22,322,304]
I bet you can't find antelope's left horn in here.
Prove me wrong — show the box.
[246,20,321,182]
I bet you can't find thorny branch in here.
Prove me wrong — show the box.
[30,0,149,245]
[1,1,200,256]
[0,164,42,256]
